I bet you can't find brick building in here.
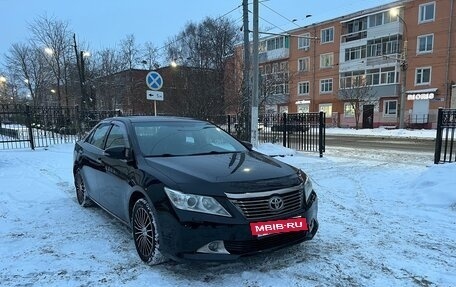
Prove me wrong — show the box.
[230,0,456,128]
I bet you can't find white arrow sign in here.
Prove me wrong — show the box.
[146,90,164,101]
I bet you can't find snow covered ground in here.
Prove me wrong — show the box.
[325,127,436,139]
[0,131,455,286]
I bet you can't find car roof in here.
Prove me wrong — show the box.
[102,116,206,124]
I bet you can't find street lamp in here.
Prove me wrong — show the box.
[0,76,6,102]
[79,50,91,109]
[390,8,408,129]
[44,47,54,55]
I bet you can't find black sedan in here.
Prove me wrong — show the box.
[73,116,318,264]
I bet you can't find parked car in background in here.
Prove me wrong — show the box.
[73,116,318,264]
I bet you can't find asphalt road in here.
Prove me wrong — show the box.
[324,135,436,153]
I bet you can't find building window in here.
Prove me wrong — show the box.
[319,103,332,118]
[298,57,310,72]
[419,2,435,23]
[417,34,434,53]
[298,81,310,95]
[272,63,279,73]
[345,45,367,61]
[384,100,397,116]
[320,78,333,93]
[415,67,431,85]
[262,36,288,51]
[271,83,288,95]
[367,35,400,57]
[344,103,355,117]
[297,103,310,113]
[340,70,366,89]
[366,66,398,86]
[368,11,397,28]
[320,53,334,68]
[320,27,334,43]
[298,33,311,49]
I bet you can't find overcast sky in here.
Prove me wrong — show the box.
[0,0,395,65]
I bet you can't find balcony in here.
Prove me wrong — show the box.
[341,30,368,43]
[259,48,289,64]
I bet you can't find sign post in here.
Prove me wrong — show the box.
[146,71,164,116]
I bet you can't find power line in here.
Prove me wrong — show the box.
[257,13,288,33]
[260,2,301,28]
[155,2,243,54]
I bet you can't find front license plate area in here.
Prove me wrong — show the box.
[250,217,308,237]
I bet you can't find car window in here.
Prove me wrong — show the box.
[133,121,247,156]
[87,124,110,149]
[105,124,127,150]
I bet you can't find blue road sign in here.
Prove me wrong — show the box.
[146,71,163,90]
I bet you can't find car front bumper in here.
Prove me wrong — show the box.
[156,192,318,262]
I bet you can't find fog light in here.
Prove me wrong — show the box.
[208,241,219,252]
[197,240,230,254]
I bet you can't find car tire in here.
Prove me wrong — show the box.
[131,198,167,265]
[75,170,94,207]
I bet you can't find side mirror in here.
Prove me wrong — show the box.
[105,146,130,160]
[241,141,253,150]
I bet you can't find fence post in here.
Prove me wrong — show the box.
[282,112,287,147]
[434,108,444,164]
[227,114,231,134]
[319,111,325,158]
[25,105,35,150]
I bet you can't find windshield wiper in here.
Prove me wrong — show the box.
[145,153,179,157]
[189,151,238,156]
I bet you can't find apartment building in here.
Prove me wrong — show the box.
[246,0,456,128]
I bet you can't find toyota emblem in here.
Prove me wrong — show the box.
[268,196,284,211]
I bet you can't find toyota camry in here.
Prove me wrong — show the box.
[73,116,318,264]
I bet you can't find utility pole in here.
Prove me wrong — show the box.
[399,37,408,129]
[242,0,251,141]
[251,0,259,146]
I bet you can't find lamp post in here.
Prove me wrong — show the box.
[80,50,90,110]
[0,76,6,103]
[390,8,408,129]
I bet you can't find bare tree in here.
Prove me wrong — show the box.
[29,15,73,107]
[119,34,140,70]
[165,17,240,118]
[4,43,52,106]
[93,48,123,110]
[142,42,159,70]
[258,62,295,114]
[339,75,377,129]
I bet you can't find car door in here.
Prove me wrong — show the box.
[98,122,133,222]
[79,123,111,203]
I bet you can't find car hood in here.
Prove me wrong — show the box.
[144,151,301,194]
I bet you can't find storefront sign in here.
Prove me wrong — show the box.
[295,100,311,105]
[407,93,435,101]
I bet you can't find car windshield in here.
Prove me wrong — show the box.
[133,121,248,157]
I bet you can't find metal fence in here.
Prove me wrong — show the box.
[434,108,456,164]
[208,112,326,157]
[1,104,325,156]
[0,104,121,150]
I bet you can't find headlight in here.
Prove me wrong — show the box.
[164,187,231,217]
[304,175,313,202]
[298,169,313,202]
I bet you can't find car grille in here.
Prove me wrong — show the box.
[227,188,303,221]
[224,231,307,255]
